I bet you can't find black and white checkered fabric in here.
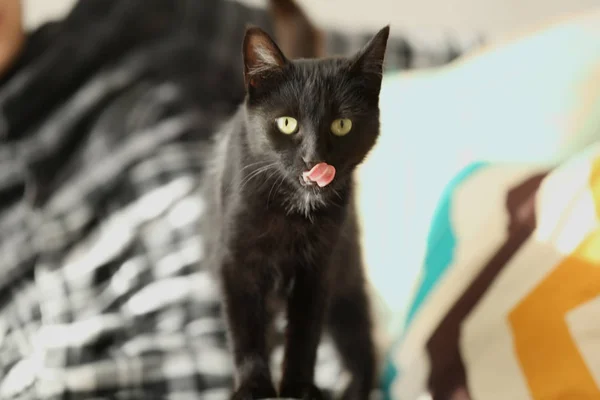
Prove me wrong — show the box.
[0,0,479,398]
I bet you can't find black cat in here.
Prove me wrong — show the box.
[205,25,390,400]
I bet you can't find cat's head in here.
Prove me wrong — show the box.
[241,25,389,213]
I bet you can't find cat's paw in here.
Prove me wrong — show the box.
[231,380,278,400]
[279,382,324,400]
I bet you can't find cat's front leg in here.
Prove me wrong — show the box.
[221,261,277,400]
[279,265,328,400]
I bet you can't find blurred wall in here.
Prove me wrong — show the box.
[308,0,597,38]
[242,0,599,39]
[24,0,599,39]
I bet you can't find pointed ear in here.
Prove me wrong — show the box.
[350,25,390,80]
[243,26,288,88]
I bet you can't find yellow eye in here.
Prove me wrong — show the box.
[330,118,352,136]
[276,116,298,135]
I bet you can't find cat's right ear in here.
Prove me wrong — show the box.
[243,26,288,89]
[350,25,390,84]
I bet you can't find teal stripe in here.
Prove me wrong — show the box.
[404,161,488,328]
[382,162,488,400]
[381,354,398,400]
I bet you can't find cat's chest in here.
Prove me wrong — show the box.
[228,207,339,267]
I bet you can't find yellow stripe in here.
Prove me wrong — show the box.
[509,157,600,399]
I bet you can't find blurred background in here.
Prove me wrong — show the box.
[23,0,599,38]
[2,1,600,400]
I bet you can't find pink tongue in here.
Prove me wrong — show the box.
[303,162,336,187]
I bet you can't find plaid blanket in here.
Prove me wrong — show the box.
[0,0,478,398]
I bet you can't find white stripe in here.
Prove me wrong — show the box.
[123,271,219,317]
[60,176,195,288]
[45,113,199,216]
[37,349,233,396]
[567,296,600,388]
[461,238,563,400]
[37,314,124,349]
[391,165,543,399]
[390,353,430,400]
[461,149,600,398]
[393,165,538,366]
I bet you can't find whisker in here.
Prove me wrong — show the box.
[224,160,271,194]
[239,167,269,190]
[239,163,278,192]
[274,174,287,194]
[267,173,286,208]
[240,160,270,173]
[332,188,343,200]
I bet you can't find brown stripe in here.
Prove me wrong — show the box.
[425,172,548,400]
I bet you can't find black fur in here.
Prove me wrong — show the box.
[205,25,390,400]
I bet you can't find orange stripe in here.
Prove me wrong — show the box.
[509,157,600,399]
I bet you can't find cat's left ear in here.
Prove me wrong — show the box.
[243,26,289,89]
[350,25,390,83]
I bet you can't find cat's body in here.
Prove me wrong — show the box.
[204,26,389,400]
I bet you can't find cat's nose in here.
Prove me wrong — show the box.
[302,157,320,170]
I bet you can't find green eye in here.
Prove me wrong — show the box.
[276,116,298,135]
[330,118,352,136]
